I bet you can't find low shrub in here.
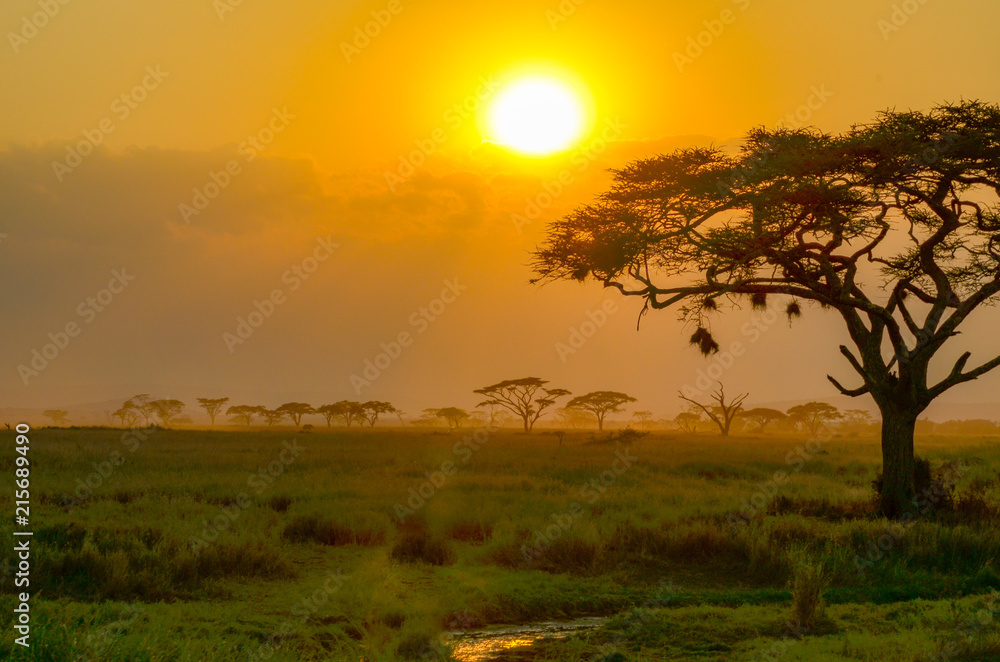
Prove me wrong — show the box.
[390,530,455,566]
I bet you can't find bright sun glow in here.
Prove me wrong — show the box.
[485,73,591,156]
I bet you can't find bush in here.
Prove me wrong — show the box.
[267,495,292,513]
[790,560,827,629]
[281,515,386,546]
[390,530,455,566]
[446,520,492,543]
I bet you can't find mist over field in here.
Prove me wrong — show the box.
[3,0,1000,660]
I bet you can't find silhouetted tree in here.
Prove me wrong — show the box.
[361,401,395,427]
[674,411,701,433]
[842,409,875,433]
[197,397,229,426]
[227,404,265,428]
[42,409,68,426]
[566,391,637,431]
[148,399,185,427]
[276,402,314,427]
[740,407,788,433]
[474,377,570,433]
[128,394,154,427]
[631,410,655,429]
[787,402,842,436]
[532,102,1000,518]
[678,384,748,436]
[316,403,344,427]
[475,400,508,427]
[112,402,139,428]
[261,409,285,426]
[342,401,366,427]
[555,407,592,429]
[432,407,469,429]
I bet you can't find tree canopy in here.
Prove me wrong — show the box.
[566,391,637,431]
[276,402,315,427]
[197,397,229,426]
[474,377,570,433]
[533,101,1000,517]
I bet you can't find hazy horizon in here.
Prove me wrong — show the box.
[4,0,1000,418]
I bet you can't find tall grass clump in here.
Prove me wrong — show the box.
[790,559,827,629]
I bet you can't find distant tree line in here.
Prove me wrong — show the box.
[80,381,995,437]
[104,395,400,430]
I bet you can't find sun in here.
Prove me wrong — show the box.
[483,70,592,156]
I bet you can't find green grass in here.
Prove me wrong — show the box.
[2,426,1000,660]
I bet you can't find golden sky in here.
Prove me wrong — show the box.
[2,0,1000,419]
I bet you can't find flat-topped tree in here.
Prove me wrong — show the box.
[739,407,788,433]
[674,411,701,434]
[112,401,139,428]
[533,101,1000,518]
[361,401,395,427]
[787,402,842,436]
[227,405,265,428]
[128,394,154,427]
[42,409,69,426]
[197,397,229,426]
[261,409,285,426]
[474,378,570,433]
[276,402,315,427]
[316,403,345,427]
[149,399,185,427]
[632,410,655,429]
[566,391,637,431]
[432,407,470,429]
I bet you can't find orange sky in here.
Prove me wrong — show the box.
[2,0,1000,420]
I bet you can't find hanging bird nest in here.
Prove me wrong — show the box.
[689,326,720,356]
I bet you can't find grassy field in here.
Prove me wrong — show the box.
[3,426,1000,661]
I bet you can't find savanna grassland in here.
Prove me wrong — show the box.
[3,426,1000,662]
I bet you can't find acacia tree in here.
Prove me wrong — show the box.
[128,394,155,427]
[361,401,395,427]
[842,409,875,432]
[787,402,842,436]
[566,391,638,431]
[261,409,285,427]
[112,402,139,428]
[674,411,702,433]
[555,406,593,429]
[533,101,1000,518]
[740,407,788,433]
[276,402,315,427]
[631,410,655,429]
[149,399,185,427]
[197,397,229,426]
[342,401,366,427]
[227,404,265,428]
[316,403,345,427]
[678,384,748,436]
[474,378,570,433]
[475,400,509,427]
[42,409,69,426]
[432,407,469,429]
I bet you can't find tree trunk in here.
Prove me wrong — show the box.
[597,415,604,432]
[878,407,918,519]
[523,417,530,433]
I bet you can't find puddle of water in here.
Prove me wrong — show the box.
[447,616,607,662]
